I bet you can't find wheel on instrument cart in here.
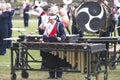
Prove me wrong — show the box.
[21,71,29,79]
[11,73,17,80]
[109,63,116,70]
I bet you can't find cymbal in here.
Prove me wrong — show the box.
[11,28,26,31]
[3,38,20,40]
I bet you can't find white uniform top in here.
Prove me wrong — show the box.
[35,7,43,14]
[39,13,49,29]
[34,6,49,29]
[43,21,56,36]
[113,8,120,24]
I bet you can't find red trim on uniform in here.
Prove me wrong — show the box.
[24,5,29,10]
[48,23,57,36]
[40,11,45,16]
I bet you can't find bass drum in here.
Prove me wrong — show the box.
[76,1,106,33]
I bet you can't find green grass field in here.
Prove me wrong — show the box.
[0,19,120,80]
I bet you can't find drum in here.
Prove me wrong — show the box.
[76,1,106,33]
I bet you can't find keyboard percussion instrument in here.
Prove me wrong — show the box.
[11,36,108,80]
[18,34,79,42]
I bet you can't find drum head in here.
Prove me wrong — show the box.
[76,1,106,33]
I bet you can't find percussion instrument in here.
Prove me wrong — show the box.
[18,34,79,42]
[76,1,106,33]
[18,34,43,42]
[11,41,107,80]
[10,1,110,80]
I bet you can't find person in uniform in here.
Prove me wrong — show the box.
[38,4,50,69]
[0,3,9,55]
[42,13,66,79]
[33,1,48,34]
[31,1,50,69]
[71,5,83,37]
[6,3,14,48]
[98,0,111,37]
[23,1,29,27]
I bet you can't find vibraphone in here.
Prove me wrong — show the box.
[10,41,107,80]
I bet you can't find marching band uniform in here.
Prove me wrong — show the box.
[72,6,83,37]
[6,3,14,48]
[23,2,29,27]
[32,2,49,69]
[39,5,50,34]
[42,14,66,79]
[33,1,48,34]
[33,2,50,69]
[38,5,50,69]
[0,6,9,55]
[33,4,44,34]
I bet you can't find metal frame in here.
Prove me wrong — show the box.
[10,42,108,80]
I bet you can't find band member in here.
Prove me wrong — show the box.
[39,4,49,34]
[23,1,29,27]
[59,4,71,34]
[32,1,50,69]
[38,4,50,69]
[6,3,14,48]
[71,5,83,37]
[98,0,111,37]
[42,13,66,79]
[0,3,9,55]
[33,1,48,34]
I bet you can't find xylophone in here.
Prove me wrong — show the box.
[11,41,107,80]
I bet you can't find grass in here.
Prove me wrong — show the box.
[0,19,120,80]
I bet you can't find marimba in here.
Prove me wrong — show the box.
[10,41,107,80]
[78,37,120,69]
